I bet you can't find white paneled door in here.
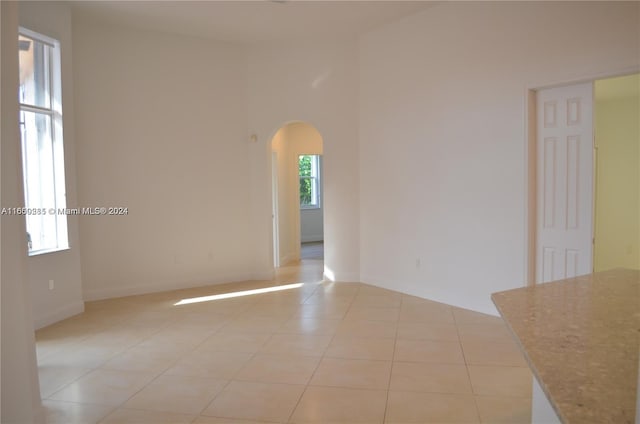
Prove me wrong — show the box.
[536,82,593,283]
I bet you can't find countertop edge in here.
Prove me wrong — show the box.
[491,292,568,424]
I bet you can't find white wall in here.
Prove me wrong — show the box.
[359,1,639,314]
[271,122,323,264]
[1,1,43,421]
[247,39,359,281]
[72,17,254,300]
[19,1,85,329]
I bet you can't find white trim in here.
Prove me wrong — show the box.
[19,26,69,254]
[328,271,360,283]
[301,234,323,243]
[524,67,640,93]
[83,272,263,301]
[299,154,322,209]
[360,273,500,316]
[272,151,280,268]
[251,268,275,281]
[523,88,536,286]
[18,103,53,114]
[19,26,56,47]
[28,246,70,257]
[34,300,84,330]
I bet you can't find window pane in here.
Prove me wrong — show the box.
[299,155,312,177]
[300,176,319,207]
[19,35,51,109]
[20,110,58,251]
[299,155,321,208]
[310,176,318,206]
[300,177,313,206]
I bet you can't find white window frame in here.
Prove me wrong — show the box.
[299,154,321,210]
[18,27,69,256]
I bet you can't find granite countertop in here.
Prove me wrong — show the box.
[492,268,639,424]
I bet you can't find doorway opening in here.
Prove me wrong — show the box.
[527,72,640,285]
[270,122,324,269]
[593,73,640,272]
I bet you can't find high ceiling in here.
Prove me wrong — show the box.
[71,1,434,45]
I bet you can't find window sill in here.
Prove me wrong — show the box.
[301,206,321,211]
[28,246,70,257]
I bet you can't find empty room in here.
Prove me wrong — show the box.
[1,1,638,423]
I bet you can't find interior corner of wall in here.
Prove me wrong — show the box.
[34,300,85,330]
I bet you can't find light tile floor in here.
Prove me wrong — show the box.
[300,242,323,261]
[37,259,532,423]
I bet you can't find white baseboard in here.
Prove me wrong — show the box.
[333,272,360,282]
[360,273,499,316]
[251,268,275,281]
[323,267,360,282]
[279,252,299,266]
[301,235,324,243]
[83,272,259,302]
[34,300,85,330]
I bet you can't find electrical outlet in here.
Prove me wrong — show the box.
[49,279,54,290]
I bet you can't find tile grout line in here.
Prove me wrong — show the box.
[102,299,249,421]
[97,311,204,421]
[453,307,484,424]
[37,266,530,424]
[195,290,299,420]
[382,293,402,424]
[285,281,359,423]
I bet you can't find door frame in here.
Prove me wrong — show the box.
[272,151,280,268]
[523,68,640,286]
[269,121,325,269]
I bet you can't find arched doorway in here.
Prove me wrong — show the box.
[270,122,324,268]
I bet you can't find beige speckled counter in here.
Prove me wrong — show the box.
[492,268,639,424]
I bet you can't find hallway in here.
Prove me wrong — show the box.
[300,242,324,261]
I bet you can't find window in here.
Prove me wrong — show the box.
[18,28,68,255]
[299,155,321,209]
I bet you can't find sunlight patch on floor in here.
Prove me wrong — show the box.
[174,283,304,306]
